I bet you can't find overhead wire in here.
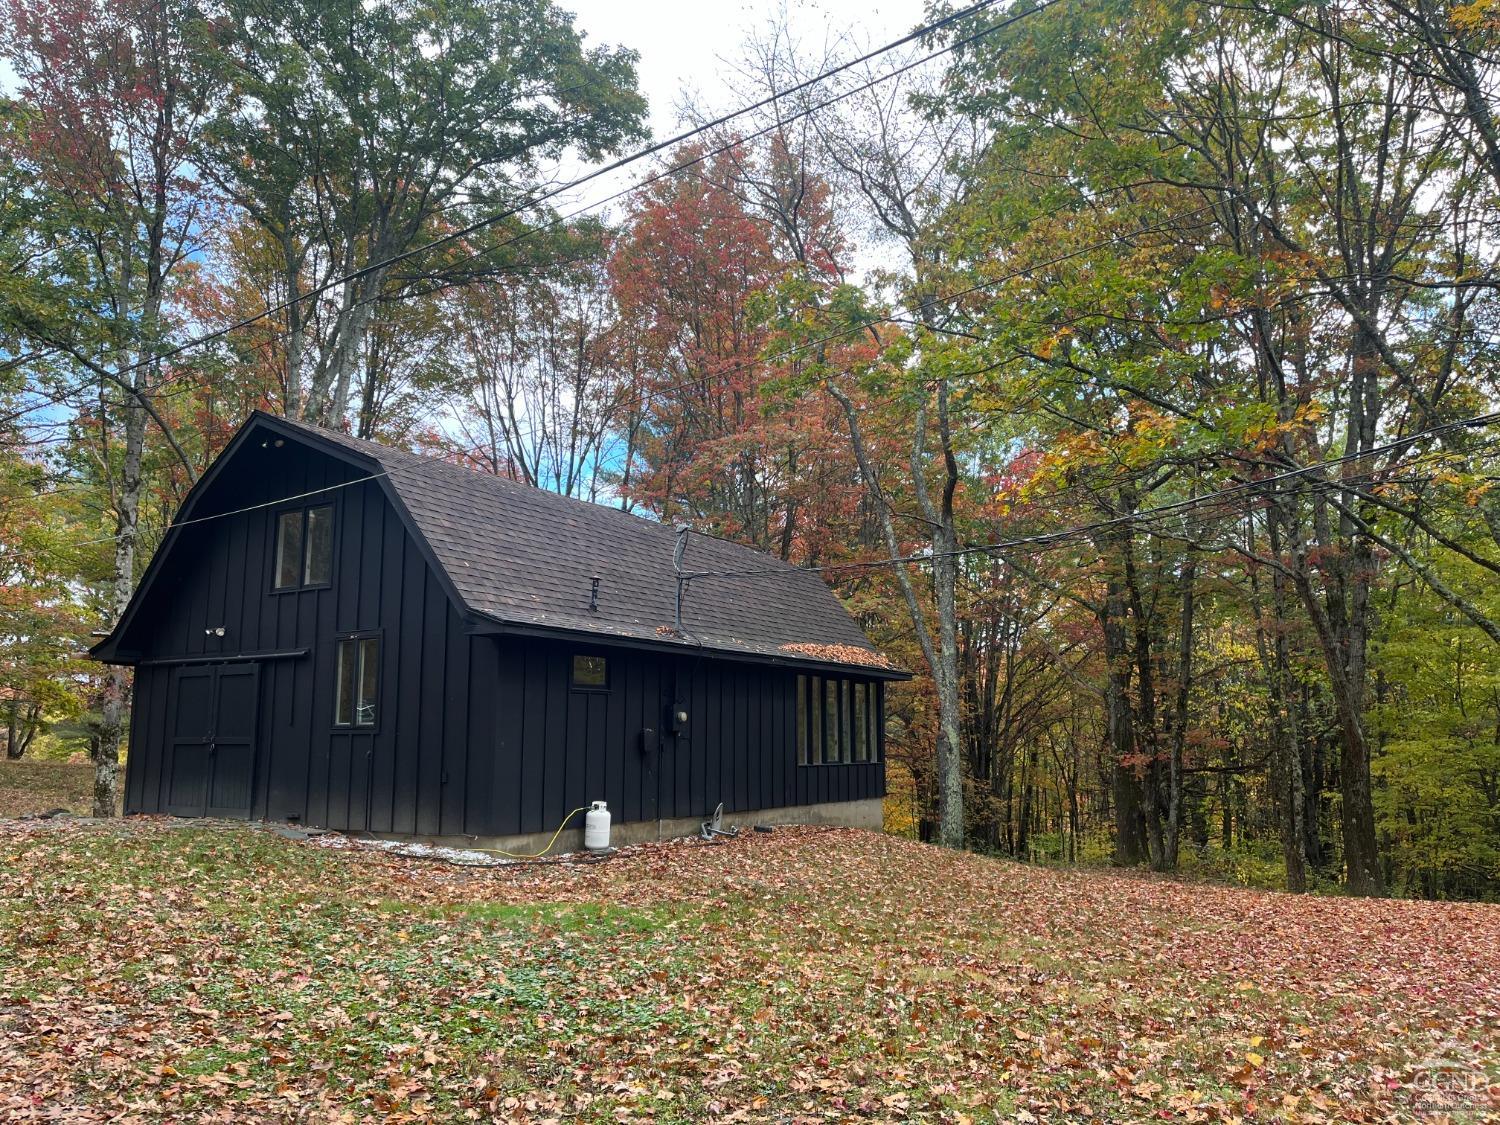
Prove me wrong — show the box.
[6,1,1494,585]
[0,0,1063,423]
[677,411,1500,581]
[12,407,1499,574]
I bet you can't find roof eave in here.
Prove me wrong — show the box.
[467,614,911,680]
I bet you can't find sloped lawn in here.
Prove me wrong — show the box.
[0,820,1496,1122]
[0,760,95,819]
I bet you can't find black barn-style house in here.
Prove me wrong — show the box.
[92,412,905,849]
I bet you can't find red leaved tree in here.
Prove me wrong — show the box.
[609,143,865,563]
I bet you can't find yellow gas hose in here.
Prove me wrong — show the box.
[485,806,592,860]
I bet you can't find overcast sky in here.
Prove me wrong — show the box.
[1,0,928,260]
[2,1,924,121]
[565,0,923,136]
[551,0,926,271]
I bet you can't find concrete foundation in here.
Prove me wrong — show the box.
[355,797,884,856]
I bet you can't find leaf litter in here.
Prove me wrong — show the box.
[0,817,1496,1122]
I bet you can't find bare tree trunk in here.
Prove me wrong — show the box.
[1123,527,1165,869]
[281,229,307,419]
[96,385,147,817]
[1286,493,1383,895]
[826,381,962,845]
[328,281,380,425]
[1249,511,1310,892]
[931,512,965,849]
[5,702,19,760]
[912,381,966,850]
[1100,569,1146,865]
[1163,544,1196,872]
[16,703,40,758]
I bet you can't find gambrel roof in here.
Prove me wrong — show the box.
[95,412,904,678]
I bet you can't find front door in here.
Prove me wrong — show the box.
[166,664,259,818]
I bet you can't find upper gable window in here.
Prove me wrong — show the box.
[274,505,333,590]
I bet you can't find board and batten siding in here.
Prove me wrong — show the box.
[121,439,480,836]
[120,436,885,839]
[482,638,885,838]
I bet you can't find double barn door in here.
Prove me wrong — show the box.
[165,664,260,818]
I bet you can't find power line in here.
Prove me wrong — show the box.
[0,0,1061,421]
[3,457,485,563]
[683,411,1500,581]
[30,468,396,553]
[17,409,1499,575]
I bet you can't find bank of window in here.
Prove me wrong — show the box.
[274,504,333,589]
[796,674,879,766]
[334,635,379,727]
[571,653,608,689]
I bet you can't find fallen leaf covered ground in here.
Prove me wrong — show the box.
[0,819,1496,1123]
[0,761,95,819]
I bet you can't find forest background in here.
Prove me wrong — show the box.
[2,0,1498,900]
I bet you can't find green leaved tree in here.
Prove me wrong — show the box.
[195,0,648,426]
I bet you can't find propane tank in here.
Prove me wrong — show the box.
[584,800,611,851]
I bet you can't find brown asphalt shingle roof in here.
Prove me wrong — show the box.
[275,415,899,676]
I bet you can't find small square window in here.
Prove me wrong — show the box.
[572,654,608,689]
